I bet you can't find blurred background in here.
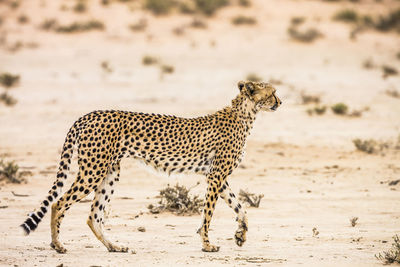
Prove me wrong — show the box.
[0,0,400,266]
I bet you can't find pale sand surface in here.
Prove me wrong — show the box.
[0,0,400,266]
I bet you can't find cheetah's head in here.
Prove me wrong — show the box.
[238,81,282,112]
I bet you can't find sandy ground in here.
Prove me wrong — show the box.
[0,0,400,266]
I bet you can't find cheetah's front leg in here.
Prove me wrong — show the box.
[199,177,222,252]
[220,181,248,247]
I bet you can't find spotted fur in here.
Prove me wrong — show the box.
[20,81,281,253]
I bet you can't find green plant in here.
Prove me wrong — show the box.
[232,15,256,25]
[0,73,20,88]
[55,20,105,33]
[0,92,17,106]
[194,0,229,16]
[147,183,203,215]
[246,73,262,82]
[145,0,174,15]
[142,55,158,65]
[376,235,400,264]
[333,9,358,23]
[331,103,348,115]
[288,26,322,43]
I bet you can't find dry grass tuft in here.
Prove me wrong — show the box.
[307,105,326,116]
[301,92,320,104]
[376,235,400,264]
[148,183,203,215]
[142,55,159,65]
[55,20,105,33]
[238,189,264,208]
[0,73,20,88]
[246,73,262,82]
[129,19,147,32]
[0,92,17,106]
[386,89,400,99]
[232,15,256,25]
[382,65,398,78]
[160,64,174,74]
[145,0,174,15]
[350,217,358,227]
[0,159,25,184]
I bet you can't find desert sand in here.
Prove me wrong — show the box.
[0,0,400,266]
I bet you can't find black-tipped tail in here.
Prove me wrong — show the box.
[20,210,47,235]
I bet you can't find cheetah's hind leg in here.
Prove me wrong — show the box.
[50,175,93,253]
[87,163,129,253]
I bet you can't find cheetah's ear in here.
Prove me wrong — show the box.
[238,81,256,97]
[245,82,255,95]
[238,81,245,92]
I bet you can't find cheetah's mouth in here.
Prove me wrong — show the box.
[270,104,278,111]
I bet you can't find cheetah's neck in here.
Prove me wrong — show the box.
[230,94,258,132]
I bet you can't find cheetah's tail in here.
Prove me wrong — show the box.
[20,121,80,235]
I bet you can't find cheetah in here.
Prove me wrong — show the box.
[20,81,281,253]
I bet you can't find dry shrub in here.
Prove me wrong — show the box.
[142,55,158,65]
[0,92,17,106]
[374,9,400,32]
[40,19,58,31]
[386,89,400,98]
[145,0,174,15]
[301,92,320,104]
[0,73,20,88]
[194,0,229,16]
[288,25,322,43]
[148,183,203,215]
[291,16,305,26]
[232,15,256,25]
[73,1,87,13]
[333,9,358,23]
[376,235,400,264]
[239,0,251,7]
[246,73,262,82]
[307,105,326,116]
[382,65,398,78]
[129,19,147,32]
[238,189,263,208]
[55,20,105,33]
[350,217,358,227]
[0,159,25,184]
[17,14,29,24]
[190,17,207,28]
[352,138,391,154]
[160,64,174,74]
